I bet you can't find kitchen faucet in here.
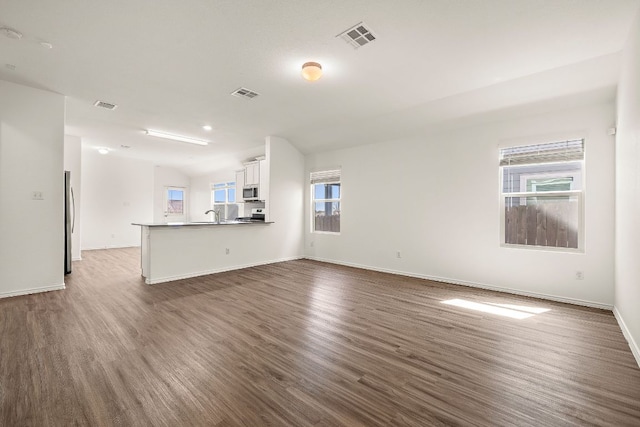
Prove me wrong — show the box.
[204,209,221,223]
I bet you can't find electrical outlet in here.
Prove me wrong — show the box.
[225,248,230,255]
[396,251,401,259]
[575,271,584,280]
[32,191,44,200]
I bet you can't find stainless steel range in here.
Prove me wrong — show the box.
[236,208,265,222]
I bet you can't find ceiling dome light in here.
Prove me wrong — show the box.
[301,62,322,82]
[145,129,209,146]
[97,147,109,155]
[202,125,212,131]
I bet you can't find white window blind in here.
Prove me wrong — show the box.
[500,139,584,166]
[310,169,341,184]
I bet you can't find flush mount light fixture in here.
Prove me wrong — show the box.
[202,125,212,131]
[97,147,110,155]
[301,62,322,82]
[145,129,209,146]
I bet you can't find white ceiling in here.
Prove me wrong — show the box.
[1,0,638,176]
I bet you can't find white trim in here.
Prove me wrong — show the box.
[0,283,65,299]
[72,256,82,261]
[82,244,141,251]
[613,306,640,368]
[146,256,304,285]
[304,256,612,310]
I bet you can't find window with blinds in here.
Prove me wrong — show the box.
[500,140,584,250]
[311,169,341,233]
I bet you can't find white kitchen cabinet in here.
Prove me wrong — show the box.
[235,169,245,202]
[244,161,260,186]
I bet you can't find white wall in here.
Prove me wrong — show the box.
[64,135,82,260]
[267,136,304,256]
[305,102,615,308]
[153,166,190,222]
[614,9,640,364]
[0,80,65,297]
[81,148,153,249]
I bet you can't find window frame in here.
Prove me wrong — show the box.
[310,170,341,235]
[211,181,238,220]
[499,143,585,252]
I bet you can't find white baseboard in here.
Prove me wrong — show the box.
[72,256,82,261]
[81,244,141,251]
[0,283,65,299]
[305,256,613,310]
[613,306,640,368]
[146,256,304,285]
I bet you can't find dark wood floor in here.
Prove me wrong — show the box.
[1,248,639,426]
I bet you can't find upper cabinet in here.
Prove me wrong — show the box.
[237,156,267,202]
[244,161,260,186]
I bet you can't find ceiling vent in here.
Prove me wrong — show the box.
[93,100,117,110]
[231,87,260,100]
[337,22,376,48]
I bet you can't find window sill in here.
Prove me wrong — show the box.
[501,243,584,254]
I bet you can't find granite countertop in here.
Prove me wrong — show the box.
[132,221,274,227]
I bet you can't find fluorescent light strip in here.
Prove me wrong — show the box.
[145,129,209,146]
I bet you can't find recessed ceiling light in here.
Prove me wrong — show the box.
[97,147,109,155]
[145,129,209,146]
[202,125,212,131]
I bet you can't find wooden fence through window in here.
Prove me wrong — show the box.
[505,201,578,248]
[315,214,340,233]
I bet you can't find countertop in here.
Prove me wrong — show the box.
[132,221,273,227]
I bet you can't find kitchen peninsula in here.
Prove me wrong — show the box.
[133,221,273,284]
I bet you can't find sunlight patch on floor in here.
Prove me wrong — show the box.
[441,299,550,319]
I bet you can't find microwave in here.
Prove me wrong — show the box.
[243,185,259,201]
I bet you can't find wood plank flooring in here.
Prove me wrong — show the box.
[1,247,639,426]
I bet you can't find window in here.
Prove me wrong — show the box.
[500,139,584,250]
[165,187,187,221]
[311,169,341,233]
[211,182,238,220]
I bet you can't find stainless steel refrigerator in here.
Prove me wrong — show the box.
[64,170,75,274]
